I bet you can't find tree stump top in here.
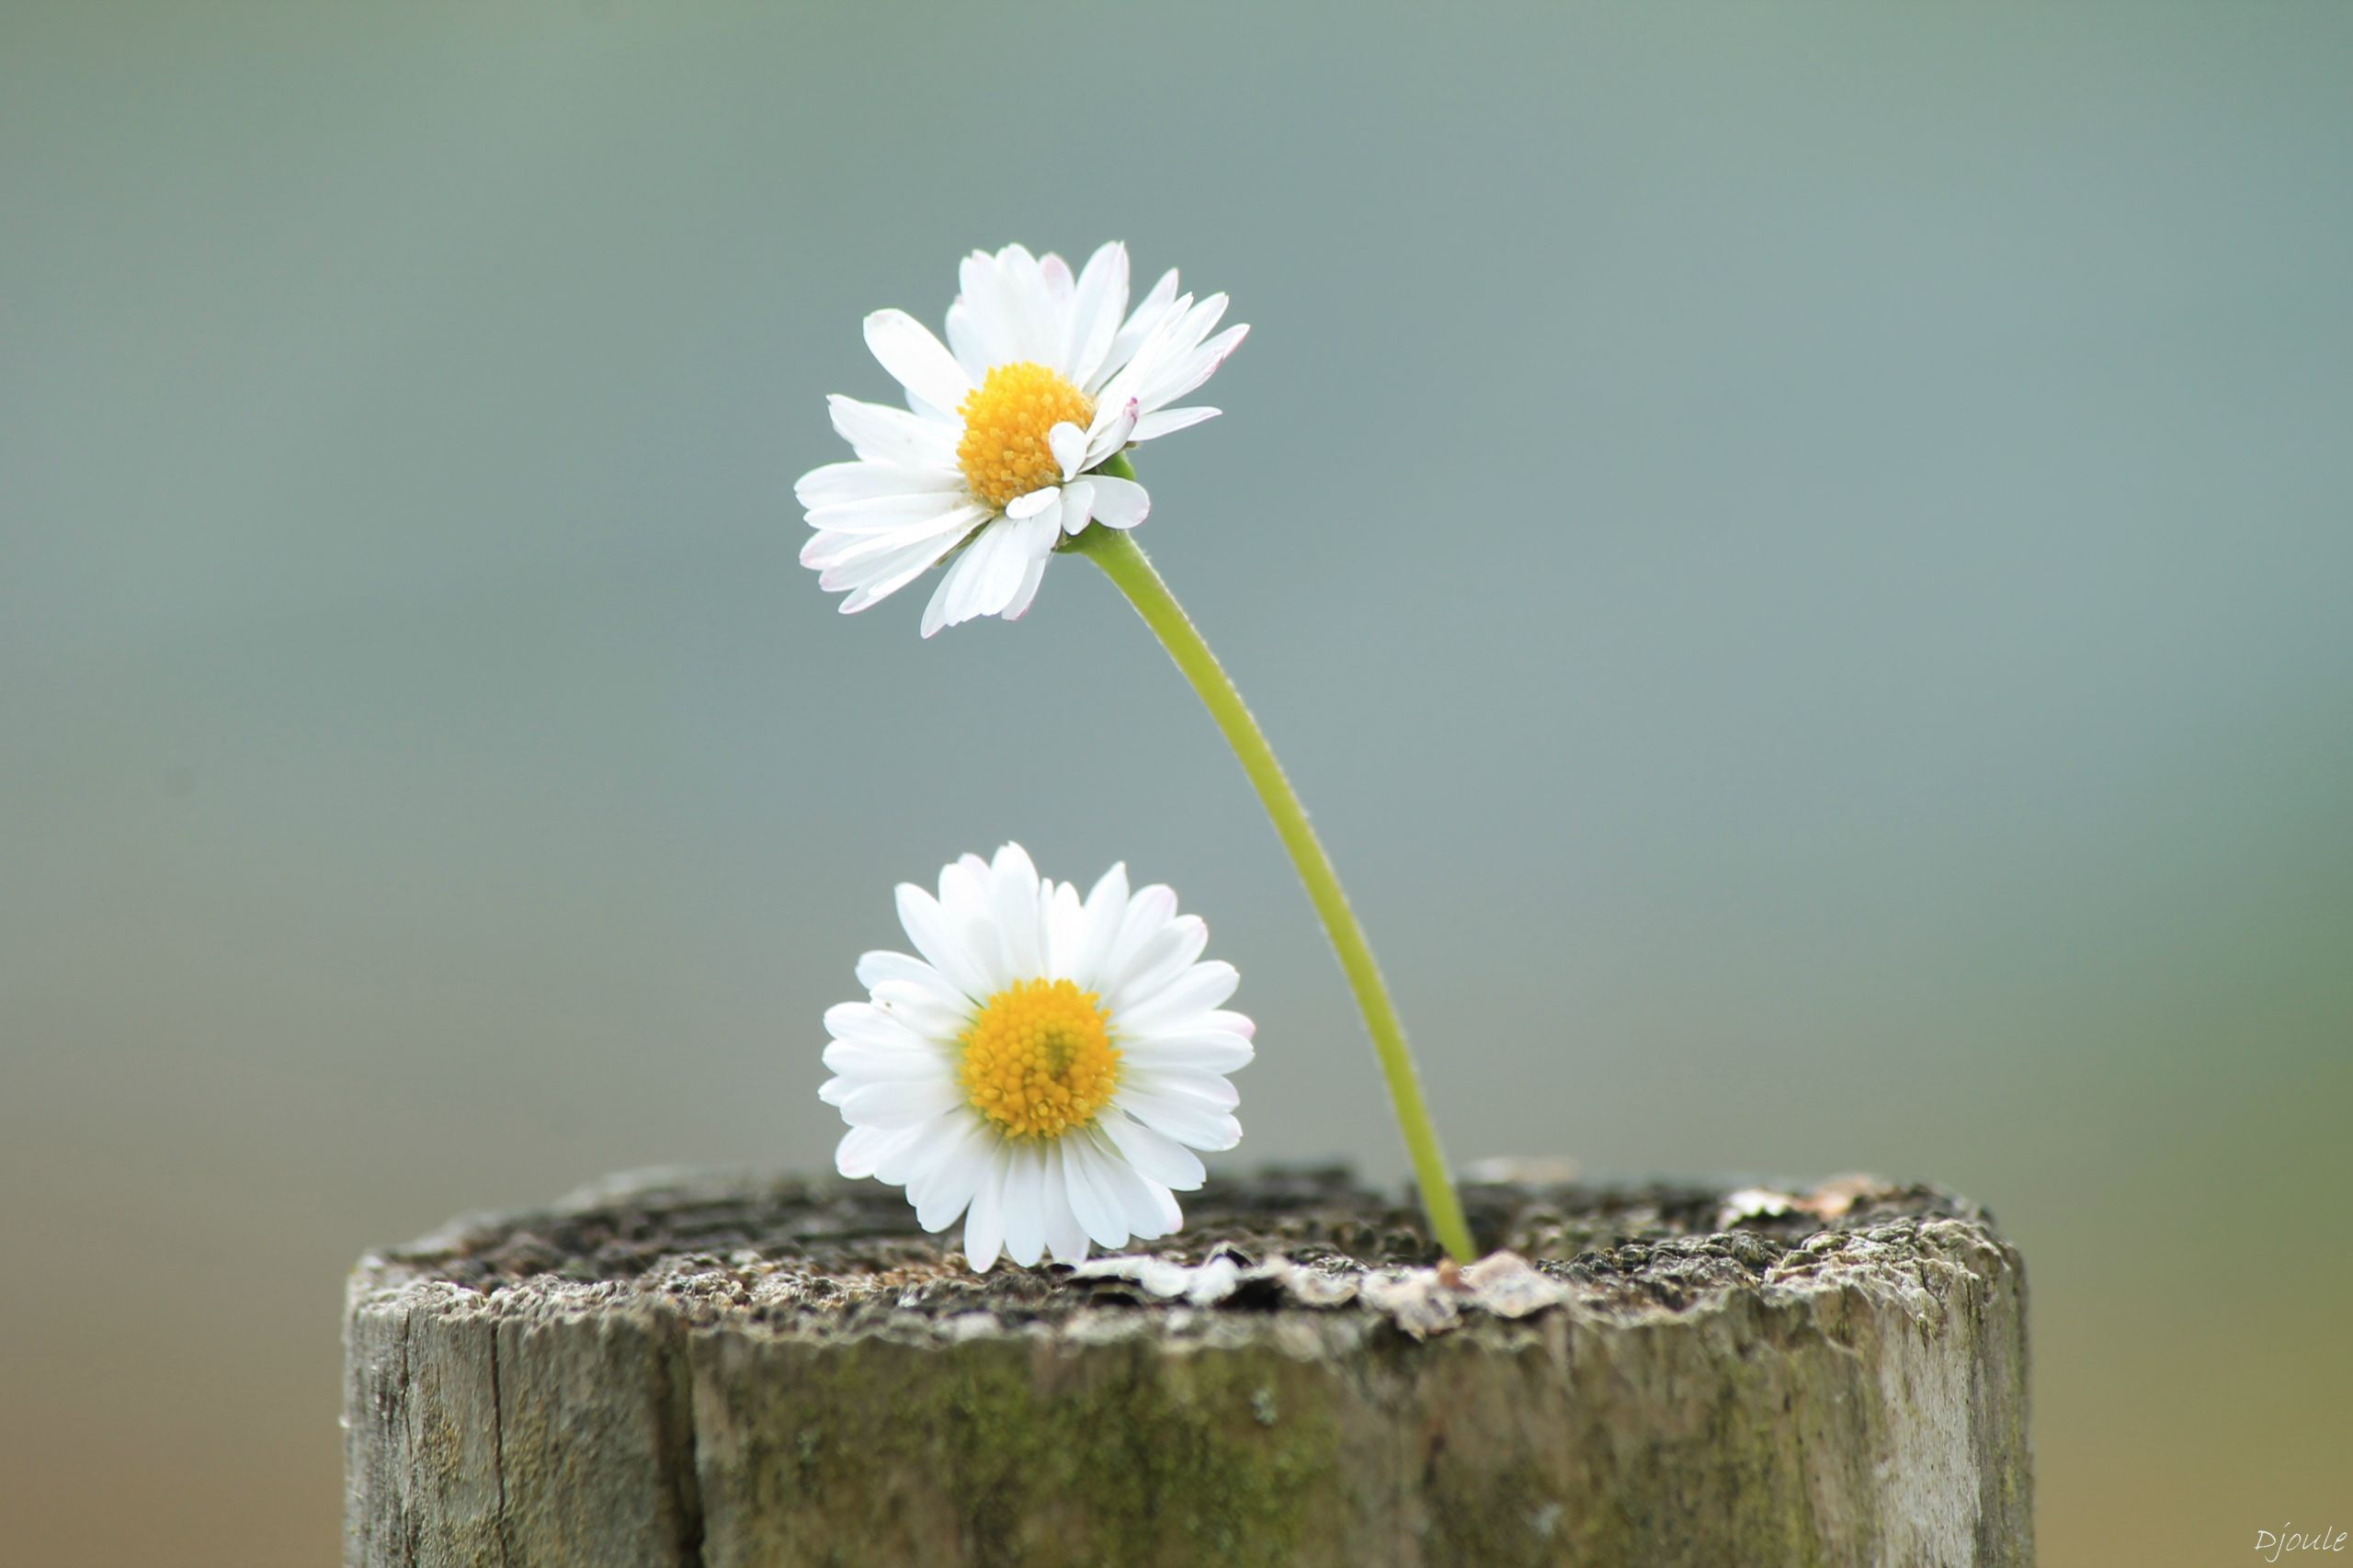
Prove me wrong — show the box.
[350,1165,2006,1345]
[346,1166,2030,1566]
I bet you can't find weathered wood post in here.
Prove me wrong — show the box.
[344,1168,2031,1566]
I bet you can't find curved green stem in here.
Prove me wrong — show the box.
[1068,491,1473,1259]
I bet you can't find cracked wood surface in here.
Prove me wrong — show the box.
[344,1166,2033,1567]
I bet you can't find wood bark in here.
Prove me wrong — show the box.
[345,1167,2031,1566]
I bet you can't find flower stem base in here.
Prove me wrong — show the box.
[1069,502,1473,1260]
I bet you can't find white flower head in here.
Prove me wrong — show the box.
[820,844,1255,1270]
[796,244,1248,637]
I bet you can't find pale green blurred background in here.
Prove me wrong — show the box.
[4,3,2348,1562]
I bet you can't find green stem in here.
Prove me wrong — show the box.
[1068,483,1474,1260]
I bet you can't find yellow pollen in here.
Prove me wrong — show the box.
[956,361,1094,510]
[957,977,1120,1142]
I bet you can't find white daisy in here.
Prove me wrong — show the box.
[795,243,1248,637]
[819,843,1255,1270]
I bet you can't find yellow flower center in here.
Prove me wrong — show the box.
[956,977,1120,1142]
[956,361,1094,510]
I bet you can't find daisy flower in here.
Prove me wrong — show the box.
[820,844,1254,1269]
[795,243,1247,637]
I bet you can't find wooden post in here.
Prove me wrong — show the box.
[344,1168,2031,1567]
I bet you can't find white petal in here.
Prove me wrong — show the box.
[803,490,983,535]
[864,309,974,416]
[873,1111,970,1187]
[1039,251,1074,300]
[1142,292,1227,368]
[959,523,1029,622]
[894,882,995,999]
[824,1000,929,1049]
[1060,1135,1131,1250]
[908,1119,995,1230]
[799,507,980,570]
[1116,960,1242,1035]
[858,960,972,1040]
[945,301,1006,381]
[1098,290,1246,417]
[1106,267,1180,378]
[1173,292,1231,352]
[936,852,994,929]
[1099,884,1180,991]
[822,1040,949,1083]
[1099,915,1208,1011]
[1004,485,1060,520]
[807,518,959,582]
[795,460,962,510]
[920,547,978,639]
[951,251,1023,372]
[989,843,1045,979]
[811,506,979,577]
[821,1027,943,1074]
[1048,421,1087,481]
[1089,1129,1181,1240]
[1057,480,1096,535]
[1001,502,1063,575]
[1080,398,1139,472]
[1118,1028,1256,1074]
[938,855,1016,995]
[1000,1141,1047,1268]
[1121,1066,1240,1111]
[1137,324,1249,413]
[999,554,1050,622]
[1082,475,1150,530]
[1129,406,1220,443]
[1073,862,1130,990]
[922,517,1042,638]
[835,1076,967,1131]
[1097,1112,1208,1190]
[824,520,982,613]
[1041,881,1088,982]
[992,244,1062,366]
[972,508,1052,616]
[961,1152,1009,1271]
[1040,1143,1092,1265]
[1092,291,1191,409]
[835,1124,922,1180]
[933,508,1055,631]
[855,950,965,1012]
[1115,1084,1242,1151]
[869,985,969,1041]
[827,394,958,468]
[1064,241,1130,390]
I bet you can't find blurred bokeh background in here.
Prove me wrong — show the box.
[4,3,2347,1562]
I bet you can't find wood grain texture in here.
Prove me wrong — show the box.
[345,1168,2031,1566]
